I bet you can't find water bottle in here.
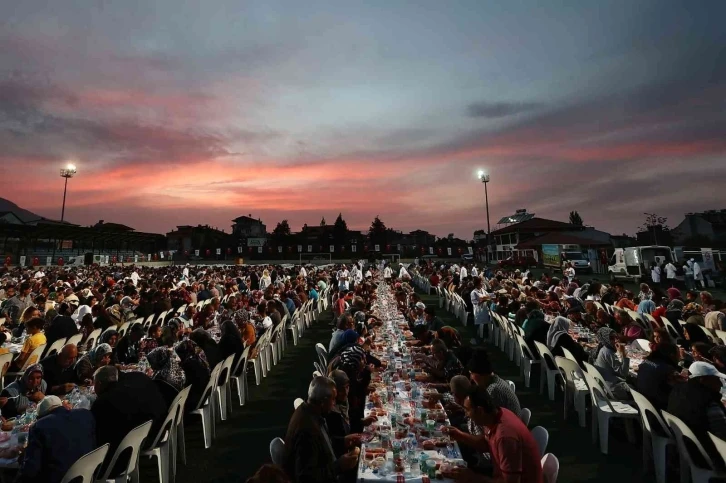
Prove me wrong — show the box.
[419,452,429,474]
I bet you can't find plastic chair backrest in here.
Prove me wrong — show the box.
[516,334,538,361]
[194,363,223,411]
[315,343,328,365]
[582,361,614,397]
[662,411,716,471]
[662,318,681,339]
[312,371,322,378]
[716,330,726,345]
[555,356,583,386]
[541,453,560,483]
[98,420,152,480]
[708,432,726,466]
[507,380,516,393]
[629,388,672,438]
[59,443,109,483]
[217,354,235,387]
[173,385,192,426]
[581,370,618,413]
[0,352,14,378]
[24,344,47,368]
[532,426,549,457]
[46,338,68,357]
[560,347,577,364]
[231,346,250,378]
[293,398,304,409]
[117,322,131,338]
[534,341,558,371]
[66,333,83,347]
[634,339,651,352]
[148,386,187,449]
[519,408,531,426]
[270,437,285,466]
[85,329,102,350]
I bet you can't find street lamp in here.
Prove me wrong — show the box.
[478,170,491,263]
[59,163,77,222]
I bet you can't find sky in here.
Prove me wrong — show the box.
[1,0,725,238]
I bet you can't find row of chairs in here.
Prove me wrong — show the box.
[35,286,335,483]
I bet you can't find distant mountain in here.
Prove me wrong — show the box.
[0,198,61,224]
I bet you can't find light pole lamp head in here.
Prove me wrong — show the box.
[60,164,77,178]
[478,170,490,183]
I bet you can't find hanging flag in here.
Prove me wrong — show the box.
[46,256,52,266]
[374,244,380,252]
[447,247,452,256]
[134,255,138,263]
[429,247,434,255]
[330,245,335,253]
[195,250,200,256]
[397,244,402,252]
[352,245,357,253]
[307,245,312,252]
[297,245,302,252]
[216,248,221,255]
[468,246,474,254]
[278,246,282,253]
[237,246,243,253]
[257,246,263,253]
[19,256,26,266]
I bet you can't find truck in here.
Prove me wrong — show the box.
[608,246,675,283]
[542,244,592,274]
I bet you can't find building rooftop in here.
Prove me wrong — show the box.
[491,217,578,236]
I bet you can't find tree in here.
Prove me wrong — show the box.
[569,211,583,226]
[320,217,327,227]
[639,213,671,246]
[368,216,387,245]
[333,213,348,244]
[272,220,291,237]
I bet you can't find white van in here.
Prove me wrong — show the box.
[608,246,674,283]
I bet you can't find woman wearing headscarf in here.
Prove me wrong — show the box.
[0,364,46,417]
[99,329,120,366]
[328,329,360,360]
[218,319,245,366]
[335,344,371,434]
[147,347,186,407]
[189,329,222,369]
[681,321,711,351]
[593,327,631,399]
[638,298,656,316]
[547,316,588,366]
[75,343,113,384]
[232,309,256,347]
[175,340,211,412]
[522,305,549,353]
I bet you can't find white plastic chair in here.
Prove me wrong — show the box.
[531,426,549,457]
[581,369,638,454]
[6,344,47,379]
[715,330,726,345]
[230,346,250,406]
[507,380,516,393]
[519,408,531,427]
[630,389,674,483]
[60,444,109,483]
[190,363,222,449]
[662,411,724,483]
[0,352,14,390]
[555,356,588,427]
[215,354,236,421]
[515,334,540,388]
[170,386,191,475]
[270,437,285,466]
[534,341,561,401]
[45,338,68,358]
[95,420,152,483]
[633,339,651,352]
[85,329,102,350]
[293,398,304,409]
[312,371,322,378]
[315,343,328,370]
[141,388,187,483]
[708,432,726,475]
[67,333,84,347]
[541,453,560,483]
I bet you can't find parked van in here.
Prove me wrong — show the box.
[608,246,675,283]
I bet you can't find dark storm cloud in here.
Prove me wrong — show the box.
[465,101,541,119]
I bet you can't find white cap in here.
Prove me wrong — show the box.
[38,395,63,418]
[689,361,726,379]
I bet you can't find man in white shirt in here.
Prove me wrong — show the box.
[470,266,478,278]
[33,269,45,280]
[459,265,468,280]
[383,264,392,283]
[337,266,350,291]
[398,265,410,281]
[130,270,139,286]
[564,264,575,284]
[651,263,662,286]
[300,266,308,278]
[182,264,189,278]
[665,261,678,284]
[350,265,362,286]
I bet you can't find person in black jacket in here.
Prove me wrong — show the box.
[39,344,78,395]
[44,304,78,349]
[114,324,143,365]
[91,366,167,476]
[190,328,222,369]
[175,340,211,412]
[218,320,245,367]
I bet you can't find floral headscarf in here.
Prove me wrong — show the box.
[147,347,186,391]
[683,303,703,319]
[89,343,113,366]
[174,339,209,370]
[22,364,44,392]
[232,309,250,325]
[596,327,616,352]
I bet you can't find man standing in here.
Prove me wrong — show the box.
[651,262,662,288]
[284,376,360,483]
[337,265,350,292]
[665,260,678,286]
[564,263,575,285]
[17,396,96,483]
[383,264,392,283]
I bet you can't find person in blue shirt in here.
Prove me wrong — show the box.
[18,395,96,483]
[281,292,296,316]
[308,284,319,302]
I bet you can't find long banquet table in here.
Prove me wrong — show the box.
[357,284,466,482]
